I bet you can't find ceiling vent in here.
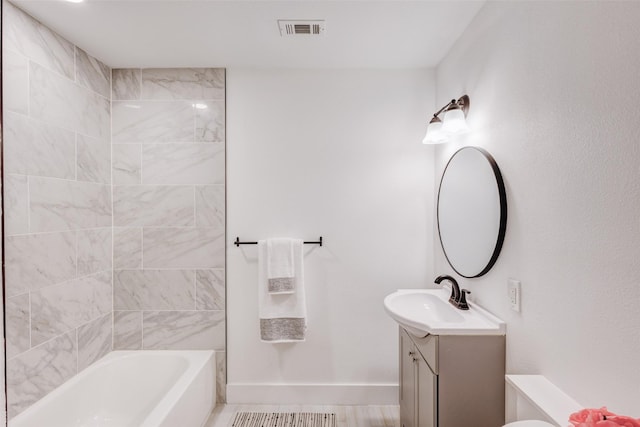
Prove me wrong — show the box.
[278,20,325,37]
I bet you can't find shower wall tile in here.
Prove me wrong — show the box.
[113,143,141,184]
[4,3,115,416]
[3,49,29,114]
[112,100,194,143]
[75,47,111,98]
[141,68,225,100]
[77,228,112,276]
[114,269,195,310]
[196,269,225,310]
[4,111,76,179]
[195,100,225,142]
[78,313,112,372]
[3,2,75,79]
[142,143,225,185]
[196,185,225,227]
[142,310,225,350]
[3,112,29,175]
[114,227,143,269]
[6,331,77,419]
[113,185,195,227]
[114,311,143,350]
[112,68,141,100]
[77,134,111,184]
[4,174,29,236]
[216,352,226,403]
[6,294,30,359]
[110,67,225,400]
[31,271,112,346]
[28,120,77,179]
[30,61,110,139]
[5,231,76,297]
[29,177,111,232]
[143,227,225,268]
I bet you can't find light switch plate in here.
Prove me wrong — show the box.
[508,279,521,312]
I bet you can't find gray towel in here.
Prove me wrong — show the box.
[260,318,306,342]
[268,277,295,293]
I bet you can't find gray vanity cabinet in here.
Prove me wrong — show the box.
[416,355,437,427]
[400,329,436,427]
[400,330,416,427]
[399,327,505,427]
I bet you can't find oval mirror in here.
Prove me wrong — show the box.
[437,146,507,278]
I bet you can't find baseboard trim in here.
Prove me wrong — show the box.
[226,383,398,405]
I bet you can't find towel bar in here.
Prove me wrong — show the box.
[234,236,323,247]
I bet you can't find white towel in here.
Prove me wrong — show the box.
[258,239,306,343]
[267,238,296,294]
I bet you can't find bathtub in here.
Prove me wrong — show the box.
[10,350,216,427]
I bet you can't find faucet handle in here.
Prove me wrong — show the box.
[448,285,459,305]
[458,289,471,310]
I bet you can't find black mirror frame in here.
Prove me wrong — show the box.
[437,146,508,278]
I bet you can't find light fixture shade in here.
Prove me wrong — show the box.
[442,108,469,134]
[422,120,448,144]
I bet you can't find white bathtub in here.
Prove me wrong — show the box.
[10,350,216,427]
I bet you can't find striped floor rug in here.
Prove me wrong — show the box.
[231,412,337,427]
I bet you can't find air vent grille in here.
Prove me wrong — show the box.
[278,20,325,37]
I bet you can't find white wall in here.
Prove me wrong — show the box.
[227,68,435,403]
[434,1,640,415]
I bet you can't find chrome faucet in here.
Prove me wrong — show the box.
[434,275,471,310]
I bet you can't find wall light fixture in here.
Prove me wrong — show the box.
[422,95,470,144]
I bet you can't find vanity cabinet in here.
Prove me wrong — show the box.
[400,330,436,427]
[399,327,505,427]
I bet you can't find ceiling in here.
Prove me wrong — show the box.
[12,0,485,69]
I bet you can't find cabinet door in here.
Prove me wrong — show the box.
[416,356,437,427]
[400,330,416,427]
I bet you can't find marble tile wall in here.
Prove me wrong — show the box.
[2,2,112,419]
[111,68,226,402]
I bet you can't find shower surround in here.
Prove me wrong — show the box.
[111,67,226,401]
[2,1,226,419]
[3,1,112,419]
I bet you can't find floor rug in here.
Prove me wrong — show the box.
[231,412,337,427]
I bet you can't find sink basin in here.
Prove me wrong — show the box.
[383,288,505,337]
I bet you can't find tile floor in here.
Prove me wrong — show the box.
[204,404,400,427]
